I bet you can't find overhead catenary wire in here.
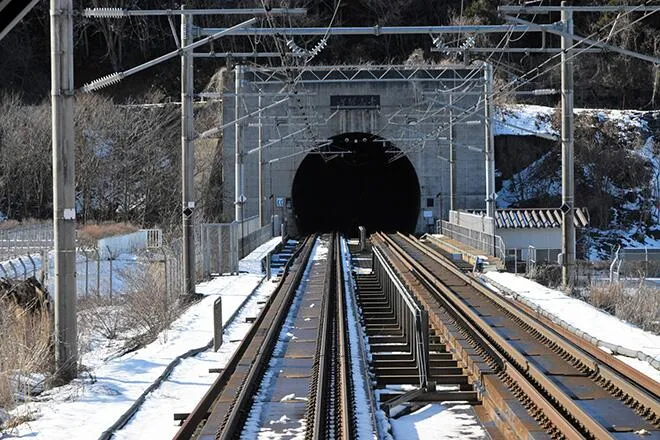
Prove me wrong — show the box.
[495,1,660,99]
[434,3,660,148]
[229,2,658,166]
[386,5,659,162]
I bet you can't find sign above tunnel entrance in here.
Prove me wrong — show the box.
[330,95,380,110]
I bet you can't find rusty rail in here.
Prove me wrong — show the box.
[175,233,357,439]
[173,235,315,440]
[373,232,659,439]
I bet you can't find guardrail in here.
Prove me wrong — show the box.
[372,246,430,389]
[436,219,506,262]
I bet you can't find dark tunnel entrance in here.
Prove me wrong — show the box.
[291,133,420,236]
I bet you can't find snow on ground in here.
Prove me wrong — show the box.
[116,277,280,440]
[390,403,487,440]
[494,104,557,138]
[239,236,283,274]
[5,238,283,440]
[4,232,657,439]
[483,271,660,382]
[495,104,651,138]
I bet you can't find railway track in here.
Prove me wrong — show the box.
[371,232,660,439]
[174,234,355,439]
[174,230,658,439]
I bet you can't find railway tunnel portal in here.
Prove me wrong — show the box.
[292,133,420,235]
[222,65,492,236]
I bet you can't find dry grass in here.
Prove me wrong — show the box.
[0,219,48,231]
[0,304,53,412]
[588,282,660,334]
[77,222,139,247]
[528,263,563,288]
[119,262,181,345]
[79,295,126,340]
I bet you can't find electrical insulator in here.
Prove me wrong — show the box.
[83,8,126,18]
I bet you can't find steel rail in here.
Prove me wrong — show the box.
[372,232,585,438]
[309,234,336,439]
[172,235,315,440]
[218,235,319,440]
[384,232,659,436]
[413,234,660,414]
[335,235,353,440]
[376,232,616,439]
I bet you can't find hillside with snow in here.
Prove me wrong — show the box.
[495,105,660,260]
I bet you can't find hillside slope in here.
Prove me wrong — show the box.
[496,105,660,259]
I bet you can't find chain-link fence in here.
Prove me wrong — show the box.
[199,217,273,276]
[0,220,274,297]
[0,223,52,262]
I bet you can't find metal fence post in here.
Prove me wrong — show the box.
[18,257,28,279]
[8,260,19,279]
[106,245,113,298]
[28,255,37,278]
[80,248,89,297]
[213,297,223,351]
[41,249,49,283]
[161,247,169,300]
[94,247,101,296]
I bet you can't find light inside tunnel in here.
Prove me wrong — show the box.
[291,133,420,236]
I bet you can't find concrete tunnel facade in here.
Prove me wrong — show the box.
[222,65,490,236]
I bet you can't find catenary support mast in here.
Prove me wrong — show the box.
[181,7,196,296]
[561,2,576,288]
[51,0,77,383]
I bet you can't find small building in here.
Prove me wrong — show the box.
[438,208,589,264]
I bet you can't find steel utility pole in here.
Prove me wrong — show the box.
[51,0,77,383]
[258,92,264,227]
[181,8,196,297]
[449,93,456,214]
[561,2,576,288]
[235,65,245,225]
[484,63,496,219]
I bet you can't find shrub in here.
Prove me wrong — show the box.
[119,262,181,345]
[528,263,562,288]
[588,282,660,334]
[78,294,126,340]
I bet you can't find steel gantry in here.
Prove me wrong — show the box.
[224,63,492,233]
